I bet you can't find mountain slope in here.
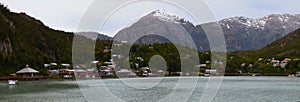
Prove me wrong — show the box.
[114,10,195,47]
[257,28,300,58]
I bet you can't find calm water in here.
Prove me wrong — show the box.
[0,77,299,102]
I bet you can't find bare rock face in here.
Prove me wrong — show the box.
[0,37,13,55]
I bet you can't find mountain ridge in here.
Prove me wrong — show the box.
[115,11,300,51]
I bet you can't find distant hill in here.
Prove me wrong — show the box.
[75,32,112,40]
[0,5,77,76]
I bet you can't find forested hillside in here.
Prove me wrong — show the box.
[0,5,74,76]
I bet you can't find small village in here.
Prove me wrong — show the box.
[2,54,300,85]
[2,41,300,85]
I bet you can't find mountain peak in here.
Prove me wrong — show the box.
[148,10,182,23]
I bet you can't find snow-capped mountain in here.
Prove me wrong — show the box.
[218,14,300,50]
[114,10,300,51]
[220,14,300,32]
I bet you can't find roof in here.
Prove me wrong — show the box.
[16,65,39,74]
[196,64,207,68]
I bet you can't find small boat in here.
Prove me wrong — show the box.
[8,80,18,85]
[63,75,73,79]
[204,74,210,77]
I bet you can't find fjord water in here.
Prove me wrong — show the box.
[0,77,299,102]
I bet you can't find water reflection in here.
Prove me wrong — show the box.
[0,77,299,102]
[8,85,16,89]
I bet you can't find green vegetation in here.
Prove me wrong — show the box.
[257,28,300,58]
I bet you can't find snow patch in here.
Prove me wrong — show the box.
[151,10,182,23]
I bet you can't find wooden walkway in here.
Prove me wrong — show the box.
[0,76,54,81]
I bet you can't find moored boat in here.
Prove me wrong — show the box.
[8,80,18,85]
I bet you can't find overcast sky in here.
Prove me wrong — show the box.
[0,0,299,36]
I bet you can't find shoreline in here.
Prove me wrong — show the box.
[0,75,297,81]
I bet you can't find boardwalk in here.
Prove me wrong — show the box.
[0,76,54,81]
